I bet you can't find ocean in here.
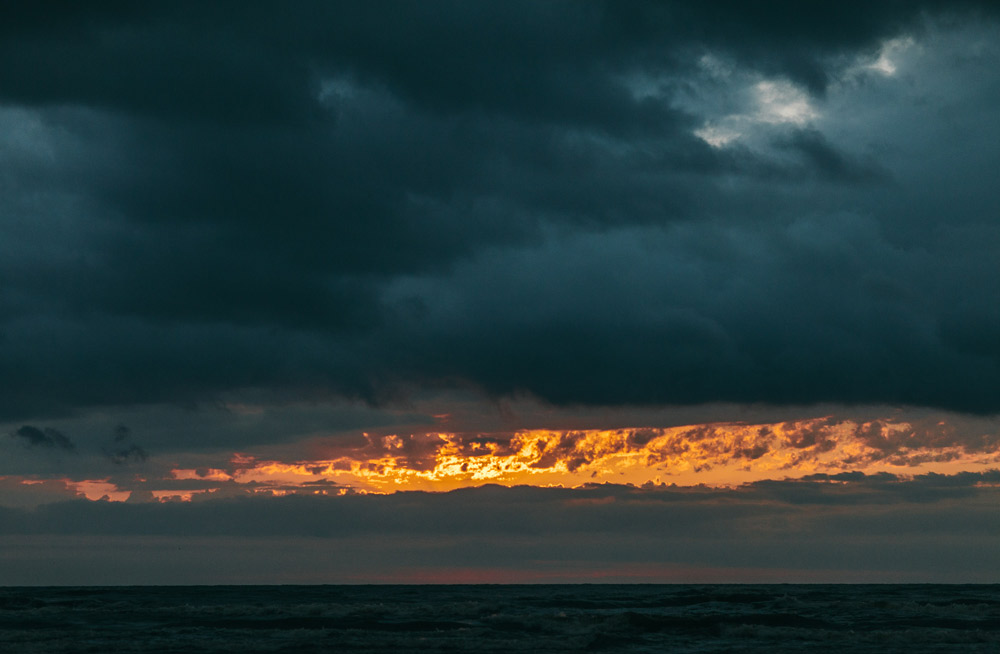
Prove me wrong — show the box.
[1,584,998,653]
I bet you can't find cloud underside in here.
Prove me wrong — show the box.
[0,2,999,420]
[2,473,999,584]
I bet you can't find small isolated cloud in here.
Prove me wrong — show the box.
[9,425,76,452]
[103,424,148,465]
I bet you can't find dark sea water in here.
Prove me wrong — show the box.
[1,584,999,653]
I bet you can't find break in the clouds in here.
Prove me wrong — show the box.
[2,1,1000,418]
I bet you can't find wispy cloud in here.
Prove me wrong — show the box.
[102,425,148,465]
[9,425,76,452]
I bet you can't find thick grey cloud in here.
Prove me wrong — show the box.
[2,1,1000,421]
[4,472,998,538]
[0,473,998,584]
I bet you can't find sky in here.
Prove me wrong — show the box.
[2,1,1000,584]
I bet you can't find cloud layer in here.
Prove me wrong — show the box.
[2,2,1000,421]
[2,472,999,584]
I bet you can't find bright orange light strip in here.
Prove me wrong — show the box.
[41,417,1000,503]
[173,416,1000,494]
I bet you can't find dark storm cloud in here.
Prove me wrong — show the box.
[2,1,1000,421]
[9,425,76,452]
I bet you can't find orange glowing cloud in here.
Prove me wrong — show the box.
[70,479,131,502]
[14,416,996,505]
[161,416,1000,496]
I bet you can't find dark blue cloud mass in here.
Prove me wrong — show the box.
[1,1,999,421]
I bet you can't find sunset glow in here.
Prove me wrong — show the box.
[4,2,1000,587]
[19,416,988,504]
